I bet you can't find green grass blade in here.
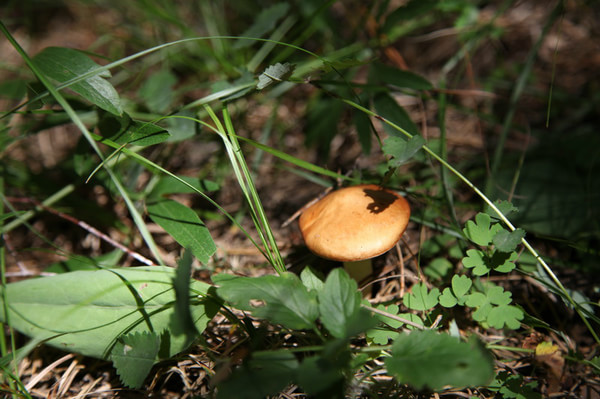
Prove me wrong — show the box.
[0,22,164,266]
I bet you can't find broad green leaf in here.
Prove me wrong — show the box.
[385,330,494,390]
[170,251,198,342]
[383,135,425,166]
[33,46,122,115]
[138,69,177,114]
[146,199,216,265]
[403,282,440,311]
[463,213,504,246]
[493,228,526,253]
[111,331,160,388]
[299,266,324,292]
[45,250,123,273]
[213,273,319,330]
[257,62,295,90]
[0,266,218,359]
[165,110,196,141]
[371,62,433,90]
[216,350,298,399]
[98,112,170,146]
[373,92,419,137]
[149,175,219,199]
[317,268,373,338]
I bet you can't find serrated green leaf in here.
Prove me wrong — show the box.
[318,269,374,338]
[257,62,295,90]
[463,213,504,246]
[214,273,318,330]
[0,266,217,359]
[33,46,122,115]
[403,282,440,311]
[146,199,216,264]
[111,331,160,388]
[493,228,526,253]
[299,266,324,292]
[383,135,425,166]
[98,112,169,146]
[385,330,494,390]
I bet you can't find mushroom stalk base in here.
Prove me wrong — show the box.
[343,259,373,294]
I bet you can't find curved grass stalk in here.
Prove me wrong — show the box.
[341,98,600,345]
[0,29,350,120]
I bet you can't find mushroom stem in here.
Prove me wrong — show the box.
[343,259,372,292]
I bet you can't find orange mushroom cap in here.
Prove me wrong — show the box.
[299,184,411,262]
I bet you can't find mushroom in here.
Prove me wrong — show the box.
[298,184,410,291]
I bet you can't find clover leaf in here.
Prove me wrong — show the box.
[439,275,473,308]
[463,213,504,247]
[403,282,440,311]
